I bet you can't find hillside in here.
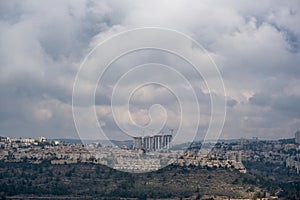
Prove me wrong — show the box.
[0,161,271,199]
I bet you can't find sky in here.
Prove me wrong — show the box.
[0,0,300,141]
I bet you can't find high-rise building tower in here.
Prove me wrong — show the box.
[295,130,300,144]
[133,137,143,149]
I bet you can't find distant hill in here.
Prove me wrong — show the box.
[279,138,295,144]
[49,138,133,148]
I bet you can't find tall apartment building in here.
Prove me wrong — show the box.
[295,130,300,144]
[133,132,172,151]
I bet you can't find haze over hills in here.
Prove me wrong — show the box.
[51,138,134,147]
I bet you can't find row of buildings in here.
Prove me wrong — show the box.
[175,150,247,173]
[0,131,300,173]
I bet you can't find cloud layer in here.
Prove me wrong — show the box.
[0,0,299,140]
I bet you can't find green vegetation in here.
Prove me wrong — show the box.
[0,161,299,199]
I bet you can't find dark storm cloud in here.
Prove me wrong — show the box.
[271,95,300,118]
[249,92,300,117]
[227,99,238,107]
[249,93,272,106]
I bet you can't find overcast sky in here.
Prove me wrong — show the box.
[0,0,300,141]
